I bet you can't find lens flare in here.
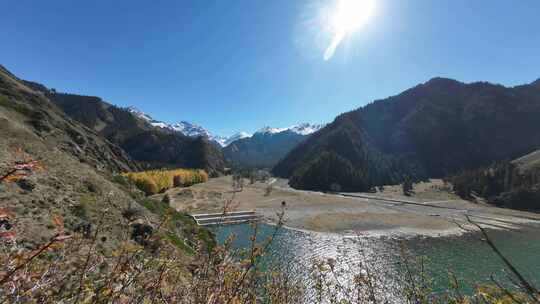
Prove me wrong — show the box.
[324,0,375,60]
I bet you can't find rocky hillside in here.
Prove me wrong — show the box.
[1,64,211,258]
[0,65,140,246]
[45,92,225,175]
[273,77,540,192]
[2,67,138,174]
[223,124,324,169]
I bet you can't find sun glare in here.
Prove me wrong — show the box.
[333,0,374,33]
[324,0,375,60]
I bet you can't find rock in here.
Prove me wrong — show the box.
[0,219,12,231]
[131,222,153,246]
[83,180,99,193]
[73,221,92,238]
[17,178,36,191]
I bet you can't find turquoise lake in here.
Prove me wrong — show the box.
[212,223,540,299]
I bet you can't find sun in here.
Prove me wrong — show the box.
[332,0,375,34]
[323,0,375,60]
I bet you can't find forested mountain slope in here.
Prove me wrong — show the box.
[47,91,226,175]
[449,148,540,211]
[223,129,308,169]
[273,77,540,192]
[223,124,324,169]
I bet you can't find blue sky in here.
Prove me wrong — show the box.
[2,0,539,136]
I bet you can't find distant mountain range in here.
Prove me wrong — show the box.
[126,106,323,149]
[126,106,232,146]
[273,77,540,192]
[223,124,325,169]
[126,106,325,169]
[16,74,325,173]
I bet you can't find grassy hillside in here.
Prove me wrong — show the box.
[0,64,209,255]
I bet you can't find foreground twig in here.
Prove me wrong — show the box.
[465,215,539,301]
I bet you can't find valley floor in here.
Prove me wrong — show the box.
[157,177,540,237]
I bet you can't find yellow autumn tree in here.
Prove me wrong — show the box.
[123,168,208,195]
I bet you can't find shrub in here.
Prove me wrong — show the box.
[122,205,142,221]
[72,201,89,219]
[264,184,273,196]
[111,174,129,186]
[162,194,171,205]
[135,178,159,196]
[402,177,414,196]
[83,179,99,193]
[173,175,182,187]
[0,207,537,303]
[329,182,341,192]
[0,94,32,116]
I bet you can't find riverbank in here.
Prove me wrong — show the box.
[158,176,540,237]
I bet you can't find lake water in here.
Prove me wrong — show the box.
[212,223,540,301]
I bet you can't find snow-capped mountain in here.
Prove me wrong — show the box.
[223,123,326,169]
[255,123,324,136]
[127,106,243,147]
[169,121,213,138]
[126,107,324,149]
[289,123,325,135]
[221,132,252,147]
[127,106,153,122]
[255,127,288,135]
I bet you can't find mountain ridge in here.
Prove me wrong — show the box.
[222,125,325,169]
[127,106,324,147]
[45,93,226,175]
[0,64,144,245]
[273,76,540,192]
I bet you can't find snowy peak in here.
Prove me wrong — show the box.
[170,121,212,138]
[126,106,246,147]
[255,123,324,136]
[126,106,153,122]
[127,106,213,138]
[126,106,324,147]
[289,123,325,135]
[221,132,251,146]
[256,127,288,135]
